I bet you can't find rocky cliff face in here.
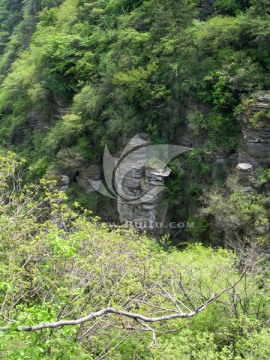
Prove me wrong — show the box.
[46,93,270,238]
[116,135,170,232]
[212,93,270,248]
[223,163,269,249]
[238,93,270,168]
[51,134,171,231]
[117,166,170,231]
[53,147,101,192]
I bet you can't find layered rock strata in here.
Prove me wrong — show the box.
[238,93,270,168]
[116,135,171,231]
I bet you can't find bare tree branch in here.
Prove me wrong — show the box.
[0,271,245,333]
[136,319,157,348]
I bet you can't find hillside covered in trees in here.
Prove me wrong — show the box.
[0,0,270,358]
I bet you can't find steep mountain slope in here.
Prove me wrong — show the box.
[0,0,269,245]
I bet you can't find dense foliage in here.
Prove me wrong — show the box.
[0,0,269,169]
[0,152,269,359]
[0,0,270,357]
[0,0,269,227]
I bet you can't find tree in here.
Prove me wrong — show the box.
[0,152,248,358]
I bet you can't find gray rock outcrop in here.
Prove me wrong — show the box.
[116,135,171,231]
[55,148,102,193]
[238,93,270,168]
[76,165,102,193]
[49,174,70,192]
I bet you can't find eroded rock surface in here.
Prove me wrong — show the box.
[238,93,270,167]
[117,136,170,231]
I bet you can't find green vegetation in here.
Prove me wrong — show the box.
[0,152,269,358]
[0,0,269,171]
[0,0,269,226]
[0,0,270,357]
